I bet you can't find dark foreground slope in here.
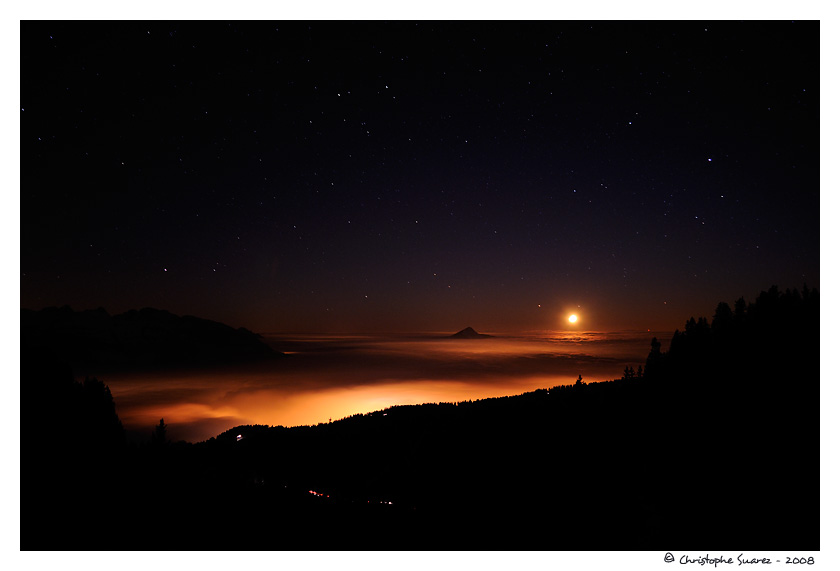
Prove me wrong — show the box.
[20,286,819,550]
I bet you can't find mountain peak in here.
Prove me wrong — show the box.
[451,327,493,339]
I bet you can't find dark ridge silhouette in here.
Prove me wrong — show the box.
[450,326,494,339]
[20,286,818,550]
[20,305,279,373]
[633,284,819,546]
[20,346,128,548]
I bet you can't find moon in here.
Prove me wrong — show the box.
[568,314,578,323]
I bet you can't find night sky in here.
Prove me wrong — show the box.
[21,21,819,334]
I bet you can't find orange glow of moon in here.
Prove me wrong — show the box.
[569,314,578,323]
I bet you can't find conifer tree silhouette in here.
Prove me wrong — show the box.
[153,418,168,446]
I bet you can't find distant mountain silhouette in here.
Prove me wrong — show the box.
[450,326,493,339]
[20,306,278,372]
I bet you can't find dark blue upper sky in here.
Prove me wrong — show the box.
[21,21,819,333]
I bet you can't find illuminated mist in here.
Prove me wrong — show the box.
[103,330,664,442]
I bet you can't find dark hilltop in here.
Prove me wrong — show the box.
[450,326,494,339]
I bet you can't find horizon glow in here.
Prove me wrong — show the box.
[103,330,665,442]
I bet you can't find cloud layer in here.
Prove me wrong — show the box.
[107,331,661,442]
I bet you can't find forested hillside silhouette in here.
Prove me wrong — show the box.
[20,286,819,550]
[21,345,127,545]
